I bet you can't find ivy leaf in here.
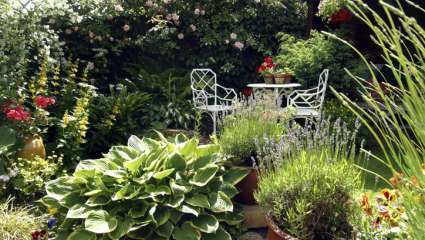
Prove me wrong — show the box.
[85,210,117,234]
[189,165,218,187]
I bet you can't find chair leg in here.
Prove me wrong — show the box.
[212,111,217,135]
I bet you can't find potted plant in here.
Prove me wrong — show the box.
[255,119,363,240]
[257,56,275,84]
[274,67,294,84]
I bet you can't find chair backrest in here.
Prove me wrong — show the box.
[190,68,217,107]
[316,69,329,112]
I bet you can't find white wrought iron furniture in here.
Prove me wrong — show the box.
[287,69,329,119]
[190,68,238,134]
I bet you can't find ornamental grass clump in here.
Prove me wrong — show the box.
[255,119,364,239]
[42,133,248,240]
[218,93,294,165]
[0,198,45,240]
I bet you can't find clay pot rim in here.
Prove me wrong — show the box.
[263,74,274,78]
[273,72,292,77]
[265,214,298,240]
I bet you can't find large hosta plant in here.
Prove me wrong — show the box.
[41,133,248,240]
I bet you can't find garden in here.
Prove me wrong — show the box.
[0,0,424,239]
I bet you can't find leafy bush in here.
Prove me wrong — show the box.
[275,31,366,89]
[323,99,357,129]
[218,94,294,165]
[255,119,364,239]
[317,0,349,20]
[0,198,45,240]
[42,133,248,239]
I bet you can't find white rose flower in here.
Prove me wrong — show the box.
[177,33,184,39]
[230,32,237,40]
[234,41,244,50]
[194,8,200,15]
[122,24,131,32]
[225,39,230,44]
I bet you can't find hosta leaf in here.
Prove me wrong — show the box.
[127,225,153,239]
[169,209,183,224]
[209,191,233,213]
[174,133,189,144]
[66,204,92,219]
[195,144,219,158]
[170,179,192,194]
[112,183,141,201]
[178,138,198,158]
[86,195,110,207]
[204,226,232,240]
[164,152,186,171]
[153,168,175,180]
[59,192,86,208]
[103,169,127,179]
[173,222,201,240]
[108,217,134,240]
[74,169,96,179]
[128,135,151,153]
[124,153,148,173]
[177,205,200,216]
[129,201,150,218]
[145,184,171,197]
[165,195,185,208]
[46,177,78,201]
[108,146,140,165]
[190,214,219,233]
[185,194,210,208]
[152,207,171,227]
[219,183,239,198]
[189,165,218,187]
[215,209,245,225]
[66,229,96,240]
[190,155,215,169]
[223,167,250,185]
[85,210,117,234]
[155,221,174,239]
[133,172,154,185]
[83,189,104,197]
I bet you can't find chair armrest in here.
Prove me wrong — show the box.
[216,84,238,102]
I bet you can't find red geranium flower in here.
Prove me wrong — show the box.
[31,230,46,240]
[264,56,273,64]
[35,96,56,109]
[4,105,31,121]
[330,9,353,24]
[242,87,253,97]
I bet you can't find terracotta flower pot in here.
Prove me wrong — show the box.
[263,74,274,84]
[274,73,293,84]
[17,135,46,160]
[235,167,258,205]
[266,215,297,240]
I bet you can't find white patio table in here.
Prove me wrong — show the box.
[247,83,301,106]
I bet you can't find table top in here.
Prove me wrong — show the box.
[247,83,301,89]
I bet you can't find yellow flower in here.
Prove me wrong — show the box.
[48,207,58,215]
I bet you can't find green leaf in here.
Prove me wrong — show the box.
[152,207,171,227]
[219,183,239,198]
[66,229,96,240]
[103,169,128,179]
[185,194,210,208]
[209,191,233,213]
[59,192,86,208]
[173,222,201,240]
[165,195,185,208]
[66,204,92,219]
[223,167,250,185]
[195,144,219,158]
[124,153,148,173]
[145,184,171,197]
[164,152,186,171]
[108,217,134,240]
[189,165,219,187]
[46,177,78,201]
[170,179,192,194]
[85,210,118,234]
[129,201,150,218]
[190,155,215,169]
[190,214,219,233]
[127,225,153,239]
[177,205,200,216]
[178,138,198,158]
[86,195,110,207]
[155,221,174,239]
[204,226,232,240]
[153,168,175,180]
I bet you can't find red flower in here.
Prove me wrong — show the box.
[264,56,273,64]
[35,96,56,109]
[242,87,253,97]
[31,230,47,240]
[4,105,31,121]
[330,9,353,24]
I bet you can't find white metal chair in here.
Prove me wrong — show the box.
[190,68,238,134]
[287,69,329,119]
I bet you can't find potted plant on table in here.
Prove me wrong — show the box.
[274,67,294,84]
[257,56,275,84]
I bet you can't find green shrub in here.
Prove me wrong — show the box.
[255,151,362,239]
[0,198,45,240]
[323,99,357,129]
[218,94,294,165]
[255,119,364,239]
[275,31,367,89]
[42,133,248,239]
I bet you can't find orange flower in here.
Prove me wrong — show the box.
[411,176,419,187]
[361,195,373,215]
[379,188,397,202]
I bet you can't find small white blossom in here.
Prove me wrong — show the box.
[87,62,95,70]
[254,0,261,3]
[122,24,131,32]
[177,33,184,39]
[171,13,179,21]
[73,26,79,32]
[65,29,72,35]
[109,37,114,42]
[225,39,230,44]
[190,24,197,32]
[89,31,95,38]
[0,175,10,182]
[114,4,124,12]
[230,32,237,40]
[194,8,200,15]
[234,41,244,50]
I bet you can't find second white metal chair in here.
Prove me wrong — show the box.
[287,69,329,119]
[190,68,238,134]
